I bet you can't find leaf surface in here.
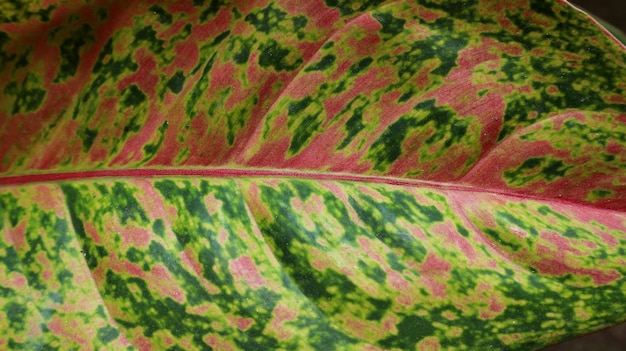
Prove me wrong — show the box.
[1,0,626,350]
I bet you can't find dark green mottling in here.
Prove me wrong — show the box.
[338,110,365,149]
[304,54,336,72]
[349,57,373,75]
[142,120,169,161]
[373,12,406,37]
[4,72,46,114]
[504,157,573,186]
[323,0,387,16]
[120,84,147,109]
[379,315,435,349]
[53,23,95,82]
[148,5,173,25]
[245,3,287,34]
[186,53,216,117]
[368,99,468,172]
[258,39,303,71]
[167,71,185,94]
[77,127,98,152]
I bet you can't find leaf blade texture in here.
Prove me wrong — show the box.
[1,0,625,350]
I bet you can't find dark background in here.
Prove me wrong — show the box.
[541,1,625,350]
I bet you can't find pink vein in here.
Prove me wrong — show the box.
[0,167,619,212]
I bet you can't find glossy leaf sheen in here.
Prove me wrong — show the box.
[1,0,625,350]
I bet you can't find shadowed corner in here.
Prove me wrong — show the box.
[541,1,626,350]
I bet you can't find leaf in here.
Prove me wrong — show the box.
[1,0,625,350]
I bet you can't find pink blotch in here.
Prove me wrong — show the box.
[11,274,27,289]
[166,1,195,14]
[170,40,199,72]
[607,140,624,155]
[382,314,399,333]
[312,3,340,28]
[357,237,382,263]
[396,292,415,306]
[230,256,265,289]
[193,7,233,42]
[533,257,620,285]
[417,6,444,22]
[386,269,408,291]
[477,281,493,292]
[204,334,237,351]
[133,334,153,351]
[122,260,145,278]
[151,264,172,281]
[421,253,452,273]
[273,303,298,325]
[210,61,235,91]
[606,95,626,104]
[541,231,582,255]
[271,303,298,339]
[583,240,598,249]
[30,185,61,213]
[421,277,447,298]
[8,220,26,250]
[121,227,151,248]
[217,229,230,245]
[435,221,477,260]
[47,315,64,336]
[418,337,441,351]
[84,222,103,245]
[489,294,505,313]
[47,315,89,348]
[229,316,254,331]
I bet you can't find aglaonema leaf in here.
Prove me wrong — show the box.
[1,0,625,350]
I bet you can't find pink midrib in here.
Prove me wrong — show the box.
[0,167,614,211]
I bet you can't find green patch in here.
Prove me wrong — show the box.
[483,228,523,252]
[152,219,166,237]
[0,192,26,227]
[349,57,373,76]
[142,120,169,161]
[198,0,225,22]
[53,24,95,82]
[289,114,322,155]
[166,71,186,94]
[4,301,27,332]
[338,111,365,150]
[258,39,303,71]
[586,189,613,203]
[245,3,287,34]
[304,54,336,72]
[185,53,216,117]
[78,127,98,152]
[133,26,165,54]
[379,315,435,349]
[231,36,253,64]
[288,96,313,116]
[119,84,147,109]
[323,0,387,16]
[504,157,572,186]
[97,325,120,344]
[149,5,173,25]
[5,72,46,114]
[367,100,468,172]
[372,12,406,37]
